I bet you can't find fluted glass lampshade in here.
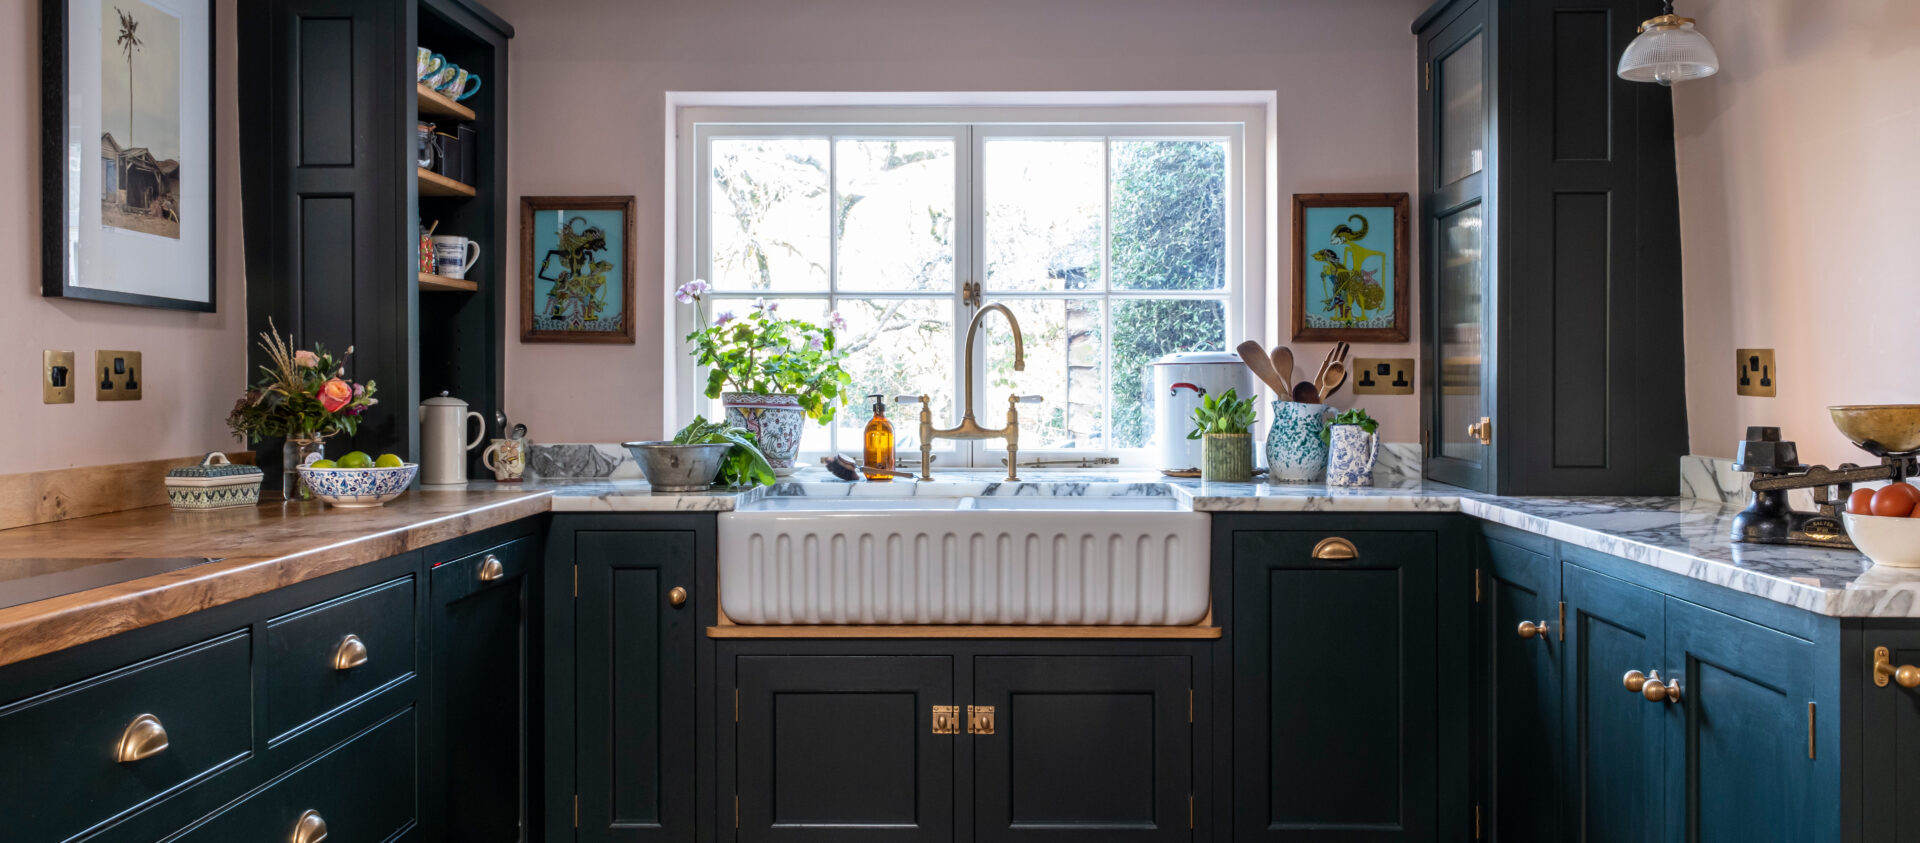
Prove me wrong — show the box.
[1618,13,1719,85]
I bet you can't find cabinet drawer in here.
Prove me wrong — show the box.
[0,631,251,842]
[176,707,417,842]
[264,576,416,742]
[432,533,538,602]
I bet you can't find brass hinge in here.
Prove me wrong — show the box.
[1474,803,1482,838]
[933,704,961,735]
[1188,689,1194,723]
[1189,794,1195,829]
[573,565,578,598]
[1474,569,1483,602]
[734,688,740,722]
[573,794,579,828]
[1557,601,1566,642]
[967,704,995,735]
[734,794,740,828]
[1424,62,1432,91]
[1808,702,1817,759]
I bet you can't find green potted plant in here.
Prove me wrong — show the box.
[677,280,852,469]
[226,320,380,500]
[624,416,779,492]
[1325,408,1381,486]
[1188,388,1259,482]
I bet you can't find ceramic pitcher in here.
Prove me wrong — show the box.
[420,391,485,485]
[1326,423,1380,486]
[1266,401,1331,483]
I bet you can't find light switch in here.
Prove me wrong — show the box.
[95,350,143,401]
[43,350,74,404]
[1736,348,1776,397]
[1351,358,1416,395]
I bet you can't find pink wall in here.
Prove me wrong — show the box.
[1,0,247,475]
[1675,0,1920,463]
[493,0,1431,444]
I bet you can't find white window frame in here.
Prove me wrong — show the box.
[670,101,1270,469]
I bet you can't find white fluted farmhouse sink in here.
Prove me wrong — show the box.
[716,487,1209,625]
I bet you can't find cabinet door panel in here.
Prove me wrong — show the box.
[1560,563,1663,842]
[576,530,698,842]
[974,655,1190,842]
[1664,598,1817,842]
[737,655,954,842]
[429,535,539,843]
[1863,627,1920,839]
[1482,537,1560,840]
[1233,530,1438,841]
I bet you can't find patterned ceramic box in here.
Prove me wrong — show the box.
[164,452,263,511]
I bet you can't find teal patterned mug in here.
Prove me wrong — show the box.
[1266,401,1331,483]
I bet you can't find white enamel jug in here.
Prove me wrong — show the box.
[419,391,485,485]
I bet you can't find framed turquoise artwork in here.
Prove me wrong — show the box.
[520,195,636,343]
[1291,193,1410,342]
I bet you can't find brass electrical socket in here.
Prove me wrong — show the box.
[95,350,144,401]
[43,350,75,404]
[1736,348,1776,397]
[1351,357,1416,395]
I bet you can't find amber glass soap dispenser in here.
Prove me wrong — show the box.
[862,393,896,481]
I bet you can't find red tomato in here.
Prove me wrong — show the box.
[1849,488,1878,515]
[1871,483,1920,518]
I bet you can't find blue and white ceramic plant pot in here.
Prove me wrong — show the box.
[1266,401,1331,483]
[1326,424,1380,487]
[723,392,806,469]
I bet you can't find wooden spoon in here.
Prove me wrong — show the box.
[1236,340,1291,397]
[1268,347,1294,401]
[1319,361,1347,401]
[1293,380,1321,404]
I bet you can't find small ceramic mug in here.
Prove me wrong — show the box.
[431,235,480,279]
[434,67,470,97]
[424,63,459,91]
[482,438,524,482]
[453,73,482,101]
[418,51,446,82]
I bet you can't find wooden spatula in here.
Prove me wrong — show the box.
[1268,347,1294,401]
[1236,340,1291,397]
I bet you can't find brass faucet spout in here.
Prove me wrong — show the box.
[918,301,1031,481]
[961,302,1023,418]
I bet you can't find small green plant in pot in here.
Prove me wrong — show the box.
[1324,408,1381,486]
[678,280,852,470]
[1188,388,1259,482]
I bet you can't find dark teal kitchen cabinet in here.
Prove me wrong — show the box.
[172,708,420,843]
[1228,526,1454,841]
[1862,623,1920,839]
[1560,562,1667,842]
[1476,529,1560,841]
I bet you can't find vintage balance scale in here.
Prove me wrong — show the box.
[1731,405,1920,549]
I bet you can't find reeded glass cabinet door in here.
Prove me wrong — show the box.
[1421,3,1493,491]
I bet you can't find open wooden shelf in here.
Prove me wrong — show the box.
[417,167,476,198]
[416,83,476,121]
[418,272,477,292]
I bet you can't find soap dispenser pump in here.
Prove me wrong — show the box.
[863,393,896,482]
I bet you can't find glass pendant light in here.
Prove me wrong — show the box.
[1617,2,1720,85]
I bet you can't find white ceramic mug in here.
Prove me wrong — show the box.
[431,235,480,279]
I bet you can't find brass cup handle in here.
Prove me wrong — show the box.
[1311,537,1358,560]
[1623,669,1681,703]
[1874,646,1920,688]
[668,586,688,608]
[115,713,169,763]
[478,554,505,582]
[332,634,369,671]
[291,809,328,843]
[1517,620,1550,640]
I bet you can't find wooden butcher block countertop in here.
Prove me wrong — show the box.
[0,488,553,669]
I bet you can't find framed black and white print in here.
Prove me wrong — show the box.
[42,0,216,311]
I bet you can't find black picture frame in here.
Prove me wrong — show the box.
[41,0,218,312]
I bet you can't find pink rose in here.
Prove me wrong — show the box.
[293,350,319,368]
[318,378,353,413]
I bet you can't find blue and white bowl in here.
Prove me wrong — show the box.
[298,464,418,508]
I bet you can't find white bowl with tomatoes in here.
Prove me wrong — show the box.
[1843,482,1920,568]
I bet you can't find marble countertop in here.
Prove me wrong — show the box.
[506,468,1908,618]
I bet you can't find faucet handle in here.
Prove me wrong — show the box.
[1012,395,1045,404]
[895,395,925,404]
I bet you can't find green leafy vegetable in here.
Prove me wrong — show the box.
[673,416,777,487]
[1187,388,1259,439]
[1322,408,1380,444]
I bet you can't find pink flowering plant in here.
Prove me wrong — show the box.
[226,320,380,443]
[677,279,852,423]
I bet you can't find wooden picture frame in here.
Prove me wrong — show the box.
[1291,192,1410,343]
[42,0,218,311]
[520,195,637,343]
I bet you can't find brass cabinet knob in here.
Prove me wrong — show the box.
[1517,620,1550,640]
[478,554,505,582]
[291,809,328,843]
[1625,669,1680,703]
[1468,417,1493,445]
[115,713,169,764]
[669,586,688,608]
[332,634,369,671]
[1311,537,1358,560]
[1623,670,1647,692]
[1873,646,1920,688]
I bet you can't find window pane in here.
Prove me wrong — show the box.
[983,298,1104,450]
[1109,299,1226,449]
[1439,33,1486,187]
[1437,203,1485,462]
[836,140,955,292]
[710,139,831,292]
[1110,140,1226,291]
[984,140,1103,292]
[832,298,956,454]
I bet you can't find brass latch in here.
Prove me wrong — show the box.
[962,280,982,308]
[967,705,996,735]
[932,705,961,735]
[1468,416,1493,446]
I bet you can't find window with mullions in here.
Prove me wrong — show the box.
[689,121,1237,466]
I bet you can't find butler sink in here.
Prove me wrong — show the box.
[717,486,1209,625]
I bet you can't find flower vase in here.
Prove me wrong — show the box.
[1201,433,1254,483]
[282,438,325,500]
[1326,424,1380,486]
[1265,401,1331,483]
[722,392,806,469]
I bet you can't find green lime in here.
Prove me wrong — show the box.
[308,459,338,469]
[375,453,404,468]
[338,451,375,469]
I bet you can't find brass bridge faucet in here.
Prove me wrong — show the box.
[905,302,1041,482]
